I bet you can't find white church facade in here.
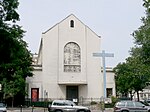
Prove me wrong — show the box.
[26,14,116,103]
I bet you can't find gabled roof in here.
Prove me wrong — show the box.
[42,14,101,38]
[36,14,101,63]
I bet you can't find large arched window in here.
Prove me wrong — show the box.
[64,42,81,72]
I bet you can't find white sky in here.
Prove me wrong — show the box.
[18,0,145,67]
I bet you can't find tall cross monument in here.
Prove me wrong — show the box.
[93,50,114,98]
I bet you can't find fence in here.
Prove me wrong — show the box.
[25,97,109,107]
[24,97,113,109]
[6,98,114,112]
[8,106,48,112]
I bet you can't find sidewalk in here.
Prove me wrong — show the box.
[7,107,48,112]
[7,107,113,112]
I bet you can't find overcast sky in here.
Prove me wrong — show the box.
[18,0,145,67]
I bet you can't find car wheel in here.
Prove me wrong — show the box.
[121,110,129,112]
[77,110,86,112]
[55,110,63,112]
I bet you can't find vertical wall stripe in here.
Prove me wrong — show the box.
[57,24,60,98]
[85,25,87,83]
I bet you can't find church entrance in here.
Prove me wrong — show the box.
[31,88,39,102]
[66,86,78,102]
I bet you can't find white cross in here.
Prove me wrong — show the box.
[93,50,114,98]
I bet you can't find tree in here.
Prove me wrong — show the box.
[0,0,33,106]
[132,0,150,66]
[114,56,150,101]
[131,0,150,100]
[114,0,150,101]
[114,62,132,97]
[126,56,150,101]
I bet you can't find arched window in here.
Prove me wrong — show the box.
[70,20,74,28]
[64,42,81,72]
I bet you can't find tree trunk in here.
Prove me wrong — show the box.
[129,91,133,100]
[137,91,140,101]
[11,97,14,108]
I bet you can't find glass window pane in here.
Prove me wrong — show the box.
[135,102,144,107]
[126,101,134,107]
[64,42,81,72]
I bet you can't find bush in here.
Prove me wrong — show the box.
[90,101,97,105]
[25,101,52,107]
[111,96,118,106]
[105,103,114,108]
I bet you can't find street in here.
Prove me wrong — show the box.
[7,107,113,112]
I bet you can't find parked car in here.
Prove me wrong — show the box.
[114,100,149,112]
[48,100,91,112]
[0,102,7,112]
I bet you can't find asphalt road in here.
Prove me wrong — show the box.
[92,110,113,112]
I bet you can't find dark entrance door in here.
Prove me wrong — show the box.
[66,86,78,102]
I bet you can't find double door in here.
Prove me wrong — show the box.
[66,86,78,103]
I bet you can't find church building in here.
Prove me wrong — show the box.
[26,14,116,103]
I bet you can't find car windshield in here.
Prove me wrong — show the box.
[135,102,144,107]
[65,101,76,106]
[140,101,149,106]
[0,103,5,107]
[146,100,150,104]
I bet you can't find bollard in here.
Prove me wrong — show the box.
[20,105,22,112]
[32,105,34,112]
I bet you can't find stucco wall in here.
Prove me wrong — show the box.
[58,15,87,84]
[26,14,116,100]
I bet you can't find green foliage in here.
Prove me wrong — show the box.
[90,101,97,105]
[130,0,150,94]
[111,96,118,105]
[0,0,33,105]
[114,0,150,101]
[113,62,133,97]
[132,0,150,65]
[114,56,150,99]
[0,0,19,22]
